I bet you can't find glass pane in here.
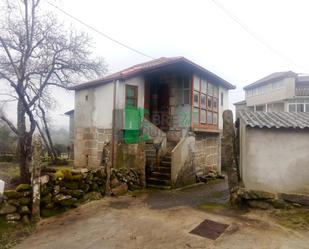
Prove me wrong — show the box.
[184,90,190,104]
[201,79,207,93]
[194,75,200,91]
[288,104,296,112]
[193,108,199,124]
[194,91,199,107]
[207,95,212,109]
[207,111,213,124]
[213,113,218,125]
[213,98,218,112]
[126,98,135,107]
[127,87,135,97]
[297,104,304,112]
[200,109,206,123]
[208,83,213,96]
[213,86,219,97]
[220,92,224,106]
[201,94,206,109]
[306,104,309,112]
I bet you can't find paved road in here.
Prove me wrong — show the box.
[15,180,309,249]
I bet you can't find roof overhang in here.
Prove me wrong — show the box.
[69,57,236,91]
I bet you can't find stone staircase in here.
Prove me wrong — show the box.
[146,142,176,189]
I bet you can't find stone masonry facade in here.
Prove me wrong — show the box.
[74,127,112,168]
[193,133,220,176]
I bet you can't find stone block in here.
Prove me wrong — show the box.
[0,203,17,214]
[280,193,309,206]
[6,213,21,221]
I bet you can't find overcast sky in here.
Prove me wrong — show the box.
[2,0,309,129]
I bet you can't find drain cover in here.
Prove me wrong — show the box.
[190,219,229,240]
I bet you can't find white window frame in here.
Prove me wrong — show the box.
[287,103,309,112]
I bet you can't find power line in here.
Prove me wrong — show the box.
[46,1,155,60]
[212,0,309,72]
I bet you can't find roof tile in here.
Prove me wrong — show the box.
[239,111,309,129]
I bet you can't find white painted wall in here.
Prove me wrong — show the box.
[240,126,309,194]
[245,77,295,107]
[75,76,145,130]
[75,83,114,129]
[219,86,229,130]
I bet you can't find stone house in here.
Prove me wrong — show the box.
[235,71,309,114]
[238,111,309,194]
[67,56,235,188]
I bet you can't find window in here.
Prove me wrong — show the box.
[192,75,219,127]
[288,103,309,112]
[125,85,138,108]
[288,104,296,112]
[220,92,224,106]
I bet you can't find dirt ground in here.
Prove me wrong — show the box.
[14,180,309,249]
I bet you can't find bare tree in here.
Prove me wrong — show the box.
[0,0,106,182]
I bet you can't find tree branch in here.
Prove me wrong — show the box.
[0,116,18,135]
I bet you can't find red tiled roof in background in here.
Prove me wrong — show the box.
[70,56,235,90]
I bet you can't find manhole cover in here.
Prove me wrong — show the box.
[190,219,229,240]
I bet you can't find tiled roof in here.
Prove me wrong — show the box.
[70,57,236,90]
[243,71,297,90]
[239,111,309,129]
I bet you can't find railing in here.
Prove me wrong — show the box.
[143,118,167,155]
[171,132,194,187]
[295,87,309,96]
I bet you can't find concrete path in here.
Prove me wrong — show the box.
[15,180,309,249]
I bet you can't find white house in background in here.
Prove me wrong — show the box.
[235,71,309,114]
[67,57,235,188]
[239,111,309,194]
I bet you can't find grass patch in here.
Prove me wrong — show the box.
[0,217,35,249]
[271,208,309,230]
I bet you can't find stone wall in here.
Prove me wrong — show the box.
[0,167,142,223]
[74,127,112,168]
[194,132,220,176]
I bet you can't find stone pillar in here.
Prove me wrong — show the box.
[101,141,112,196]
[222,110,239,206]
[31,134,42,221]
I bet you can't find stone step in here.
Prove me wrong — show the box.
[154,166,171,174]
[150,171,171,179]
[160,161,171,167]
[146,177,171,186]
[147,184,172,190]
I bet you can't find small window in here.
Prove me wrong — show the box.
[193,92,199,107]
[201,94,207,109]
[208,83,213,96]
[306,104,309,112]
[288,104,296,112]
[194,76,200,91]
[297,104,304,112]
[85,95,88,101]
[193,108,199,124]
[220,92,224,106]
[207,111,213,124]
[207,96,212,109]
[213,113,218,125]
[213,97,218,112]
[201,79,207,93]
[125,85,138,108]
[200,109,206,124]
